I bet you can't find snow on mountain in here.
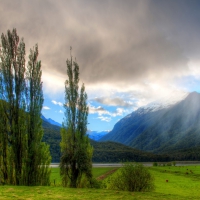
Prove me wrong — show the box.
[135,91,189,115]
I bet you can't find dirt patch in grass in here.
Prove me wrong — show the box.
[96,168,118,180]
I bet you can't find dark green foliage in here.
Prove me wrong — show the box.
[42,120,61,162]
[91,140,170,162]
[0,28,51,185]
[60,52,93,188]
[25,44,51,186]
[41,119,200,163]
[108,163,154,192]
[0,29,27,185]
[153,162,158,166]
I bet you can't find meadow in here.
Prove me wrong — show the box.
[0,165,200,199]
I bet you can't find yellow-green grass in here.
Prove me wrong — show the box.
[50,167,117,186]
[0,185,197,200]
[149,165,200,199]
[1,165,200,199]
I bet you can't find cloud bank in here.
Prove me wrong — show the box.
[1,0,200,108]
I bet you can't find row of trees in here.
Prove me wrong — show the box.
[0,29,51,185]
[0,28,93,187]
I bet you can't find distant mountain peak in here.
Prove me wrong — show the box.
[41,115,62,127]
[186,91,199,99]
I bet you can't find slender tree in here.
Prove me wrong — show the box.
[25,44,51,186]
[0,101,9,185]
[60,50,93,188]
[0,29,27,185]
[0,28,51,185]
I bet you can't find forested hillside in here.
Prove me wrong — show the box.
[42,119,200,162]
[42,120,169,162]
[42,120,61,162]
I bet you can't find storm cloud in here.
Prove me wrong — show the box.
[94,97,133,108]
[1,0,200,102]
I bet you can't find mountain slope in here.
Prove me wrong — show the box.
[100,107,166,145]
[132,92,200,153]
[42,120,61,162]
[100,92,200,153]
[42,115,62,127]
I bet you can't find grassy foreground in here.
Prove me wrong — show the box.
[1,165,200,199]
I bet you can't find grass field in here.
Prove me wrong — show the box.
[50,167,116,186]
[1,165,200,199]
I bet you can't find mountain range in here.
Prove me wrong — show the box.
[41,115,108,141]
[42,119,162,163]
[42,91,200,162]
[100,92,200,153]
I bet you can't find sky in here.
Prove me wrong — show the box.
[1,0,200,131]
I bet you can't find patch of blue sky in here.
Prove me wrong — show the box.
[42,96,65,124]
[174,75,200,93]
[87,98,131,131]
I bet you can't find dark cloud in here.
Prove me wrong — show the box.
[89,105,107,114]
[0,0,198,90]
[94,97,133,107]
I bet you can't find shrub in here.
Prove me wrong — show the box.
[87,178,102,188]
[153,162,158,166]
[78,177,101,188]
[108,163,154,192]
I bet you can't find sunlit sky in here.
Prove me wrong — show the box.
[1,0,200,131]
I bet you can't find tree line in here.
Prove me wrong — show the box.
[0,28,92,187]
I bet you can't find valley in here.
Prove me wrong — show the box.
[43,92,200,163]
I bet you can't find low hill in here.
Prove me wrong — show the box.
[42,120,169,162]
[42,119,200,163]
[42,120,61,162]
[90,140,169,163]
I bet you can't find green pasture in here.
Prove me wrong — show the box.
[149,165,200,199]
[50,167,116,186]
[1,165,200,199]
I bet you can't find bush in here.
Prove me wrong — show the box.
[78,177,101,188]
[108,163,154,192]
[153,162,158,166]
[87,178,102,188]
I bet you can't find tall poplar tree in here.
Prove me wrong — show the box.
[25,44,51,186]
[0,28,51,185]
[60,50,93,188]
[0,29,27,185]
